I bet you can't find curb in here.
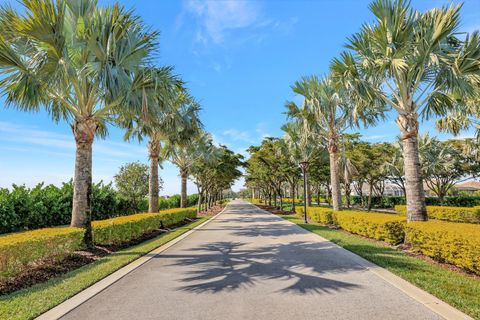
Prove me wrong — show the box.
[36,206,229,320]
[251,202,472,320]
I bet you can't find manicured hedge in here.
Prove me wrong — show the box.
[0,227,84,278]
[334,211,405,245]
[395,205,480,224]
[296,206,335,225]
[0,181,200,234]
[405,221,480,275]
[92,208,197,245]
[0,208,197,279]
[349,195,480,209]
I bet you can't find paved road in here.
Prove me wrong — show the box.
[62,200,442,320]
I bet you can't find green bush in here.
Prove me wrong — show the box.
[92,208,197,245]
[349,195,480,209]
[405,221,480,275]
[334,211,405,244]
[395,205,480,224]
[0,181,199,234]
[0,227,84,278]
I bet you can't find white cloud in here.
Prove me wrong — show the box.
[222,128,255,143]
[184,0,260,44]
[181,0,298,48]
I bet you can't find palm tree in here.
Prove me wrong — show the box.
[165,131,210,208]
[0,0,158,244]
[332,0,480,221]
[290,75,354,211]
[121,70,201,213]
[281,120,317,210]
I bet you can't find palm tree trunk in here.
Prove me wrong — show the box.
[71,118,97,247]
[290,181,296,212]
[148,139,160,213]
[306,173,312,206]
[397,114,427,221]
[180,167,188,208]
[329,151,341,211]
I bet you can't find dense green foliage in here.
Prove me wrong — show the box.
[114,162,153,212]
[0,181,199,234]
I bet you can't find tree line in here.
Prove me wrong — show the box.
[245,0,480,222]
[0,0,243,245]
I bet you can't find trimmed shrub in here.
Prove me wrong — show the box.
[0,181,200,234]
[395,205,480,224]
[0,227,84,278]
[296,206,334,225]
[405,221,480,275]
[350,196,480,209]
[92,208,197,245]
[334,211,405,244]
[0,208,197,278]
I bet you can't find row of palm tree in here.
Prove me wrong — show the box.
[0,0,242,245]
[276,0,479,222]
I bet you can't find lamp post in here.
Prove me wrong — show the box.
[299,161,309,224]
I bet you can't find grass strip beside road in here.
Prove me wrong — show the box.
[279,215,480,320]
[0,217,208,320]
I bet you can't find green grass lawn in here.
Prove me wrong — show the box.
[0,217,209,320]
[279,215,480,320]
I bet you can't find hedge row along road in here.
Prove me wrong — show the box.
[50,200,468,320]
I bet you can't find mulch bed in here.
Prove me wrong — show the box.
[0,218,197,296]
[255,204,294,215]
[256,204,479,280]
[198,205,225,217]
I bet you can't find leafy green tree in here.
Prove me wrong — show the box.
[419,134,473,203]
[114,162,157,213]
[332,0,480,221]
[0,0,159,244]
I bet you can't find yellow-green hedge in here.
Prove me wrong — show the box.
[296,206,335,225]
[0,208,197,278]
[92,208,197,245]
[395,205,480,224]
[405,221,480,275]
[0,227,84,278]
[335,211,405,245]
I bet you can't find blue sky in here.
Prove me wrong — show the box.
[0,0,479,194]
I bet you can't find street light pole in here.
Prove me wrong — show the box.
[299,161,309,224]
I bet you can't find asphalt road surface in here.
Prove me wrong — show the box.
[61,200,442,320]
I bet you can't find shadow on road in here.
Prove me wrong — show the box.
[162,240,363,295]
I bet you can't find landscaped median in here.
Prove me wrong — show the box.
[0,208,207,320]
[294,206,480,275]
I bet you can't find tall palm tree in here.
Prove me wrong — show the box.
[332,0,480,221]
[121,70,200,212]
[165,131,210,208]
[290,75,355,211]
[281,119,317,208]
[0,0,158,244]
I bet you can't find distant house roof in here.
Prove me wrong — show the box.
[456,181,480,191]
